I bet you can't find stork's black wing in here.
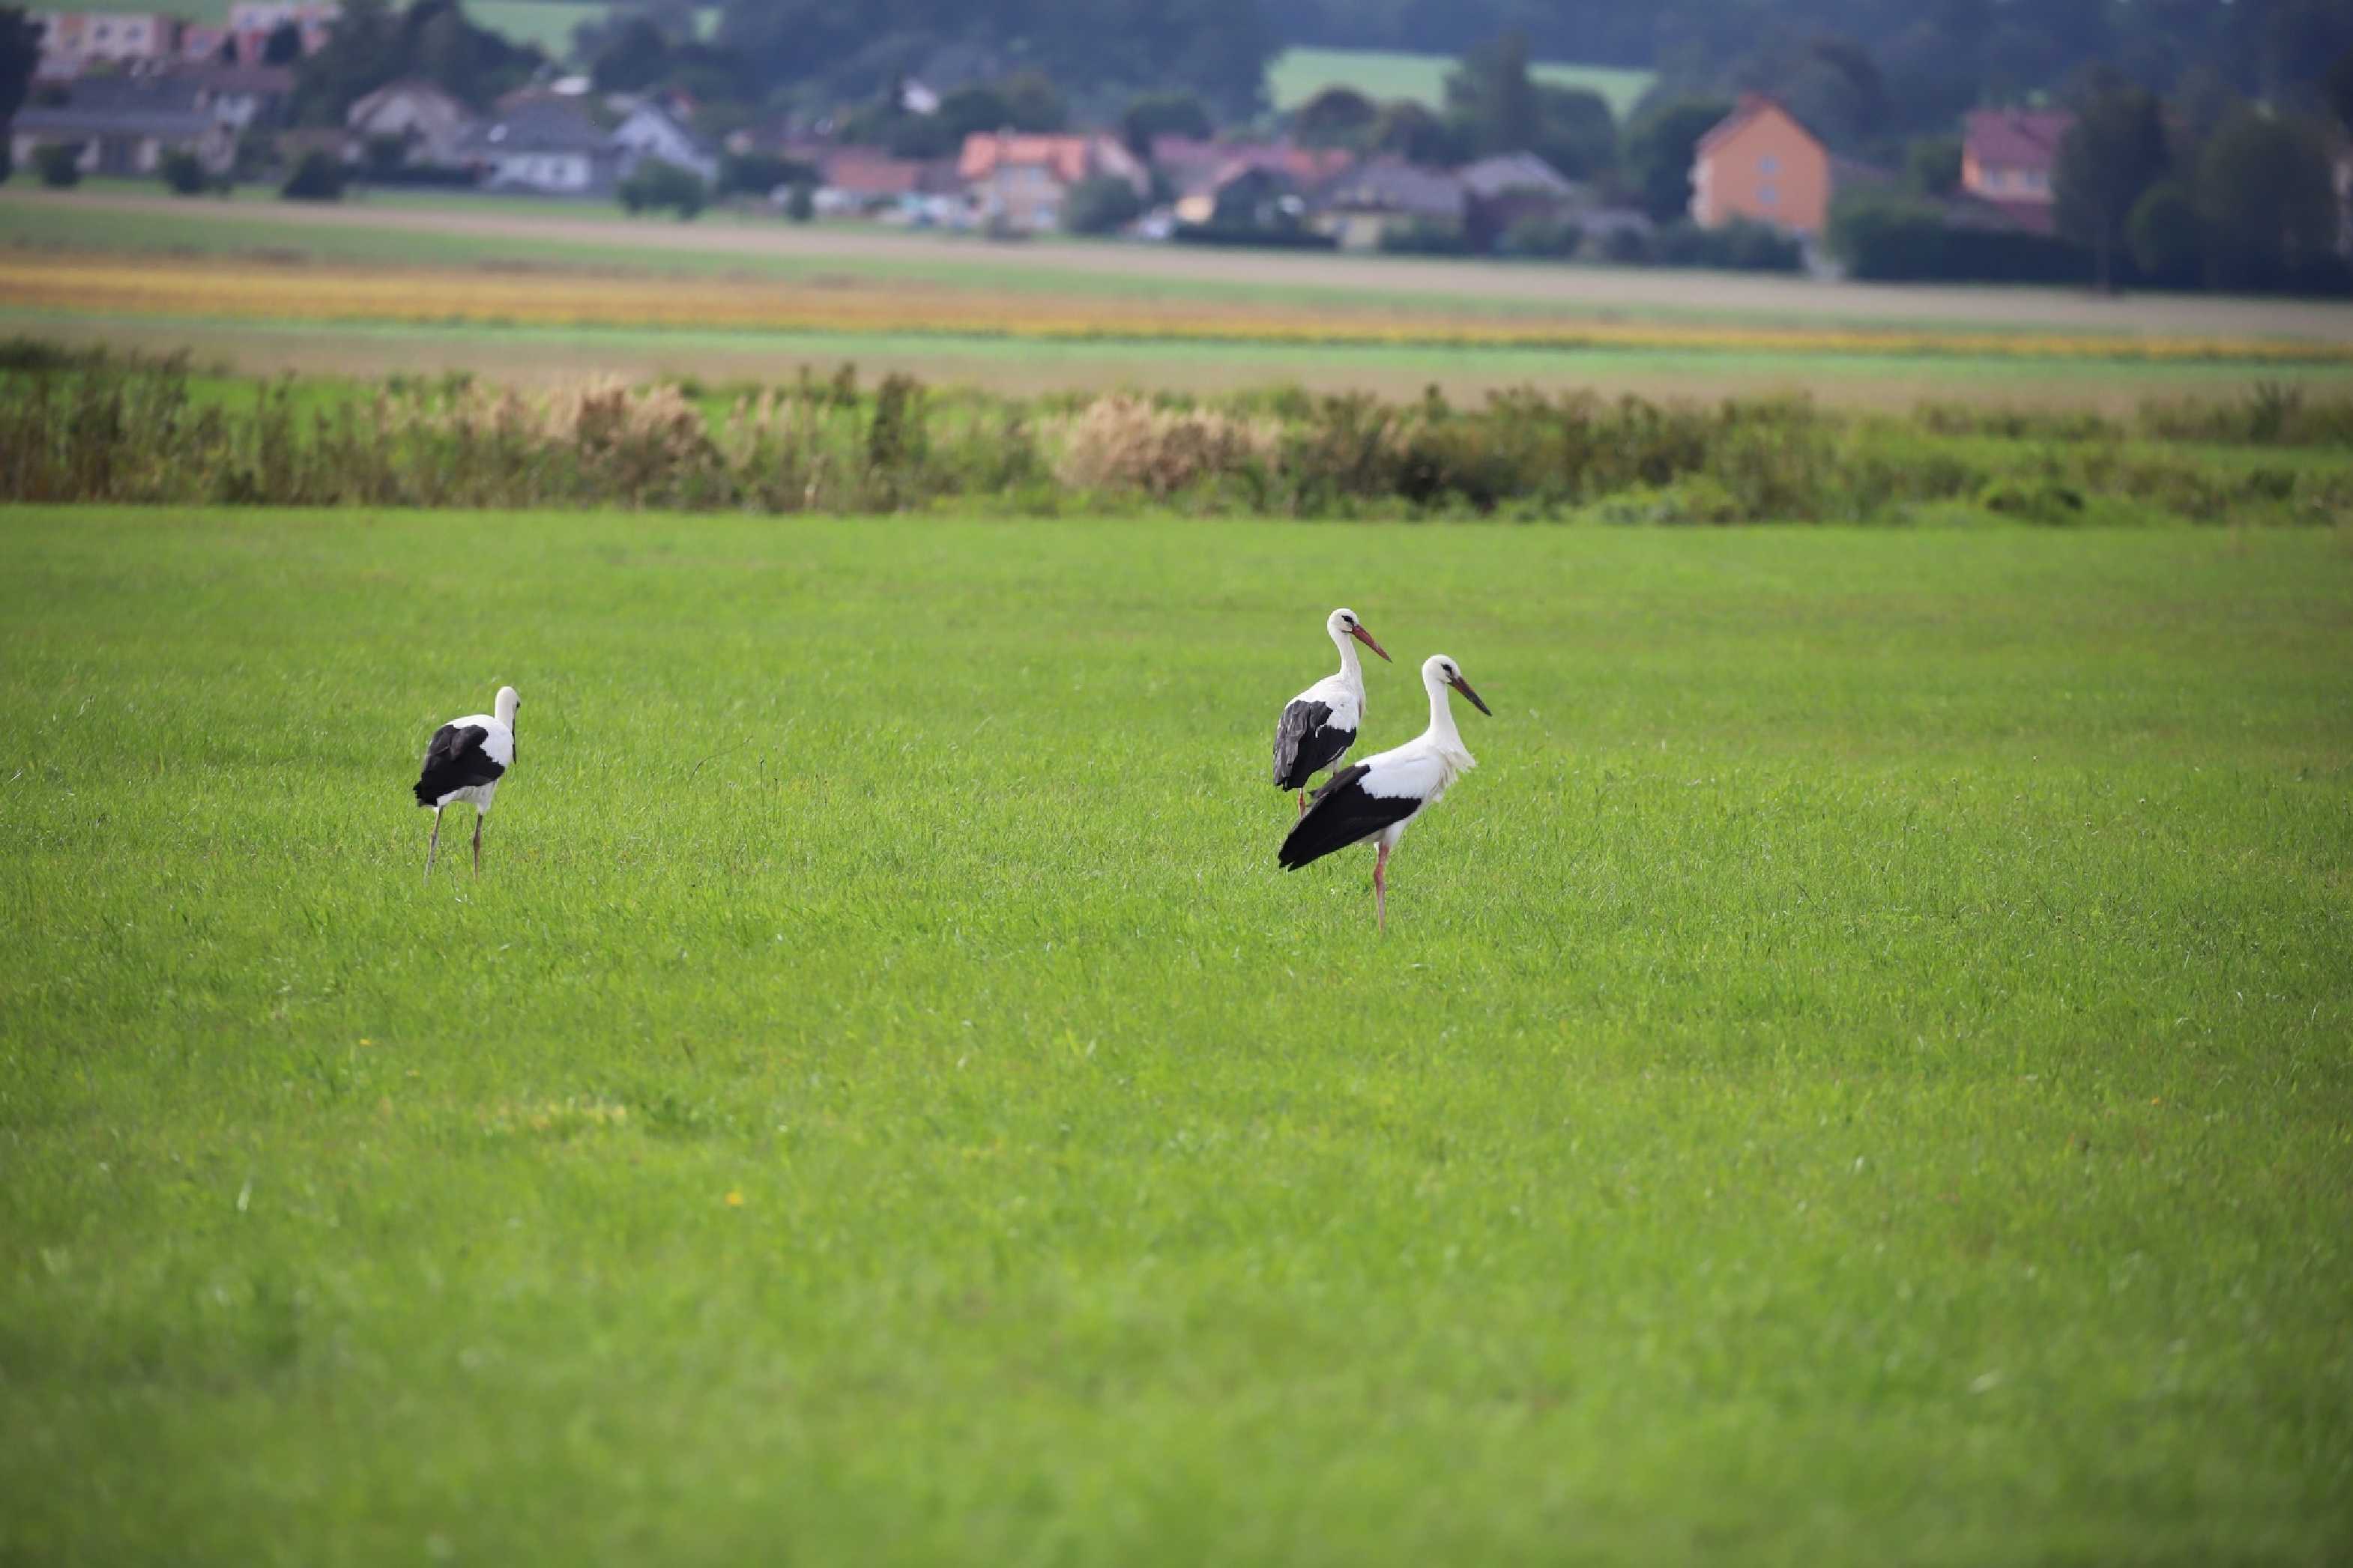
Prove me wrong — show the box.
[1272,700,1353,790]
[1278,763,1418,870]
[413,724,504,805]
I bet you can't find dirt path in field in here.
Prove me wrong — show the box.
[11,187,2353,342]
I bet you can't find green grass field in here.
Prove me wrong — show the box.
[3,507,2350,1563]
[1268,46,1656,118]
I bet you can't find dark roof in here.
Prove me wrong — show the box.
[167,62,295,95]
[13,103,213,138]
[459,98,608,156]
[1964,109,2073,172]
[1457,151,1574,200]
[1315,157,1464,219]
[48,75,205,115]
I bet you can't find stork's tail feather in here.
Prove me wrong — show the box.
[413,778,438,806]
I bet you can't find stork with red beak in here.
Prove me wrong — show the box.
[1278,654,1489,931]
[1270,607,1392,817]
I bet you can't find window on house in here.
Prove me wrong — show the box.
[1759,154,1779,175]
[1758,184,1777,206]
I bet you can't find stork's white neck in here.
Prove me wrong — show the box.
[1329,622,1364,691]
[1422,665,1467,752]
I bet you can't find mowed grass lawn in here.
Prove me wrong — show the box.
[3,509,2350,1565]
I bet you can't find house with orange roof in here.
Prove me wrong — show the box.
[1688,94,1832,234]
[957,132,1149,232]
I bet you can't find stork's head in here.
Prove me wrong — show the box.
[495,685,522,727]
[1328,608,1392,662]
[1424,655,1490,716]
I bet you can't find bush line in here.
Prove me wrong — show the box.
[1,345,2347,524]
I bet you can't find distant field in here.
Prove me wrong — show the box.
[1269,46,1655,118]
[466,0,606,58]
[8,185,2353,405]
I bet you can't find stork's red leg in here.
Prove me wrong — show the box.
[472,812,483,876]
[1297,790,1308,819]
[425,807,441,883]
[1373,842,1389,933]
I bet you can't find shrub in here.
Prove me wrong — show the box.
[1376,220,1470,256]
[1499,214,1583,258]
[783,181,814,223]
[718,151,817,199]
[280,150,345,202]
[160,149,208,196]
[619,157,705,220]
[1062,175,1143,236]
[34,142,82,188]
[1054,395,1278,497]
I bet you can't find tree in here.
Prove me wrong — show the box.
[2053,84,2168,291]
[1905,135,1960,196]
[783,180,814,222]
[2194,109,2336,289]
[1120,92,1211,159]
[281,148,345,199]
[619,156,707,220]
[1367,99,1463,164]
[262,19,302,64]
[1064,174,1144,234]
[1446,29,1537,155]
[160,148,208,194]
[1529,85,1615,178]
[590,13,670,93]
[2325,46,2353,139]
[1293,85,1377,147]
[994,71,1066,133]
[34,140,80,187]
[1622,94,1731,223]
[0,5,40,133]
[2125,179,2201,285]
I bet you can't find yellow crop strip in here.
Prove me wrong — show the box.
[6,252,2350,365]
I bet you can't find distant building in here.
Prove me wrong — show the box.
[223,0,336,50]
[1961,109,2073,235]
[10,75,234,175]
[169,61,294,131]
[957,132,1149,232]
[1458,151,1584,250]
[818,149,958,211]
[346,79,477,168]
[31,10,183,79]
[1159,139,1354,225]
[1310,157,1466,249]
[610,100,718,185]
[1689,95,1831,234]
[456,97,617,195]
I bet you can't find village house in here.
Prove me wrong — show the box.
[31,10,182,79]
[957,131,1148,233]
[1157,139,1353,226]
[815,148,960,217]
[223,0,336,56]
[345,78,476,168]
[456,96,617,195]
[1688,94,1833,234]
[610,99,718,185]
[172,61,294,131]
[11,73,235,175]
[1458,150,1584,250]
[1961,108,2073,235]
[1309,157,1467,249]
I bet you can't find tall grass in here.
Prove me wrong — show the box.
[3,346,2348,523]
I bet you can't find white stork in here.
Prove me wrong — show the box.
[1271,607,1392,817]
[1278,654,1488,930]
[413,685,520,880]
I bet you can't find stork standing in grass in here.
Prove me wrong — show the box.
[414,685,520,880]
[1279,655,1488,931]
[1272,608,1392,817]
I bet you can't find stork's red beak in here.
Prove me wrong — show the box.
[1351,623,1392,662]
[1449,674,1491,716]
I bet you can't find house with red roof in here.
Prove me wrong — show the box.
[1961,109,2073,235]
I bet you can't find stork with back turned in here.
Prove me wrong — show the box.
[1278,654,1489,931]
[1271,607,1392,817]
[414,685,521,880]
